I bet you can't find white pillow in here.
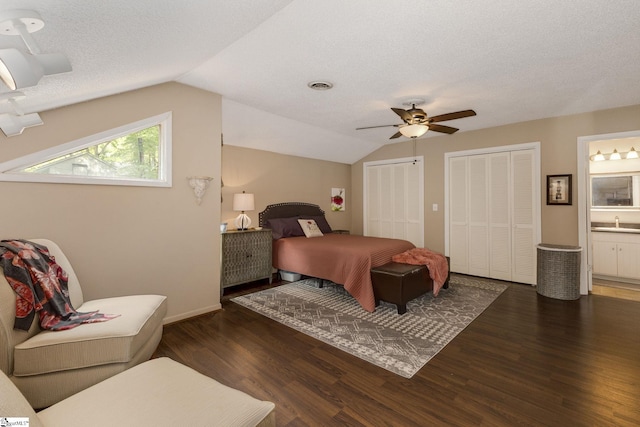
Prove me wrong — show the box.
[297,219,324,238]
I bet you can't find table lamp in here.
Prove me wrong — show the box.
[233,191,254,230]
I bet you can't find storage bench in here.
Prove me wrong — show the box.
[370,258,450,314]
[371,262,432,314]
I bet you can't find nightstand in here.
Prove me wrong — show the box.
[221,229,272,292]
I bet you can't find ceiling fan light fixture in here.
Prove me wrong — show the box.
[399,124,428,138]
[356,105,475,138]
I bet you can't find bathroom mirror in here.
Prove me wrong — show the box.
[591,174,640,208]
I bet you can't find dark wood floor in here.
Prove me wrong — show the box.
[153,276,640,426]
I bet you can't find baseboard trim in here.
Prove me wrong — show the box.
[162,304,222,325]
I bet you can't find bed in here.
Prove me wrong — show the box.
[258,202,416,312]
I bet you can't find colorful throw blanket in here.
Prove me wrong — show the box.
[392,248,449,296]
[0,239,118,331]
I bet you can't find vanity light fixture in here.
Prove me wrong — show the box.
[589,148,640,162]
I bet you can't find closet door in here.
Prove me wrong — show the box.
[449,157,469,274]
[511,149,536,284]
[365,159,424,248]
[467,155,489,277]
[366,165,382,237]
[375,165,393,237]
[403,163,423,242]
[488,152,512,280]
[448,148,537,284]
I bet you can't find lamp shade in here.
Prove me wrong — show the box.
[399,124,429,138]
[233,192,255,212]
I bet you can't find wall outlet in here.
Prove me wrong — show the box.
[432,203,438,211]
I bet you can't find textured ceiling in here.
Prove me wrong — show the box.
[1,1,640,164]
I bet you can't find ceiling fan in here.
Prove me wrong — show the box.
[356,102,476,139]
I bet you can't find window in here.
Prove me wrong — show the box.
[0,112,172,187]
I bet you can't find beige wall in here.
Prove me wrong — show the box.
[221,145,351,231]
[352,104,640,253]
[3,82,637,323]
[0,82,222,323]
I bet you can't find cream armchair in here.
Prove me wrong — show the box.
[0,239,167,408]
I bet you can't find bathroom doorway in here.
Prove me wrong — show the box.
[578,129,640,301]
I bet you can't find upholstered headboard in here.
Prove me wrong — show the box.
[259,202,325,227]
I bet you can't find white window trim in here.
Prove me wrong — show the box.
[0,112,173,187]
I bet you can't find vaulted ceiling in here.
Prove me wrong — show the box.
[1,1,639,164]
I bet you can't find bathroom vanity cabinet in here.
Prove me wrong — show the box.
[592,231,640,279]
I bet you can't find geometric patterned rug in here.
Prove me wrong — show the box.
[231,274,508,378]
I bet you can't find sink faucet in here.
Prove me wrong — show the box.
[615,216,620,228]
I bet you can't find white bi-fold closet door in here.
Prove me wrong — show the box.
[447,147,539,285]
[364,156,424,248]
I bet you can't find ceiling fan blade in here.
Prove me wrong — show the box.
[428,123,459,134]
[389,131,403,139]
[356,124,401,130]
[428,110,476,123]
[391,108,413,123]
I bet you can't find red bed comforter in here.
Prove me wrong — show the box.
[272,234,415,312]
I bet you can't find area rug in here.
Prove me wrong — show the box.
[231,274,508,378]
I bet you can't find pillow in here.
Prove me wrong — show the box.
[264,217,305,240]
[297,219,324,238]
[300,215,333,234]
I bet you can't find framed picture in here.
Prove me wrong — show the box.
[547,174,572,205]
[331,188,345,211]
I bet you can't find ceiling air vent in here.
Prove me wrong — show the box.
[307,81,333,90]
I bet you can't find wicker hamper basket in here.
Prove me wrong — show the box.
[536,244,582,300]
